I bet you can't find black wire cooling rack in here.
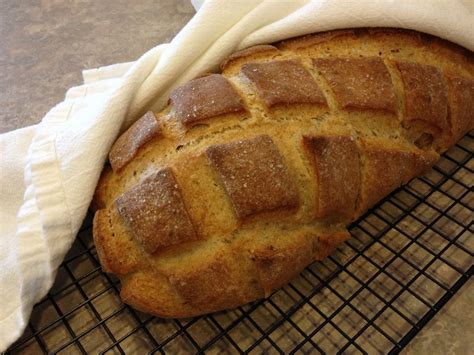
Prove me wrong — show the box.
[7,133,473,354]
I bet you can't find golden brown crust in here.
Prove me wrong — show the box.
[445,74,474,144]
[109,111,162,172]
[206,135,300,220]
[93,28,473,319]
[241,60,327,108]
[313,57,396,112]
[165,249,261,312]
[115,168,197,253]
[169,74,246,128]
[251,237,313,297]
[220,44,280,71]
[358,139,438,213]
[91,164,113,211]
[120,269,197,318]
[303,135,359,221]
[314,230,352,260]
[396,61,449,139]
[93,208,140,276]
[277,29,357,50]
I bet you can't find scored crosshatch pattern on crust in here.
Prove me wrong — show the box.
[90,28,474,319]
[6,132,473,354]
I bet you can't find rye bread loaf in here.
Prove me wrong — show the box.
[93,28,473,318]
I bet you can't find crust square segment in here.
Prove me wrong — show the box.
[206,135,299,220]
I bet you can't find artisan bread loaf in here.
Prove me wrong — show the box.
[93,28,473,318]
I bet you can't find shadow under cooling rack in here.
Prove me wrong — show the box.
[7,133,473,354]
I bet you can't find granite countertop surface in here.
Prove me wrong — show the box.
[1,1,472,353]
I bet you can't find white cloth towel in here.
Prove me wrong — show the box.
[1,0,472,350]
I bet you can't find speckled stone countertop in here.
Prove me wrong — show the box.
[1,1,472,353]
[0,0,194,133]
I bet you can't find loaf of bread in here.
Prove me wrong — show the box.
[93,28,473,318]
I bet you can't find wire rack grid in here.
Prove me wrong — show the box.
[6,133,473,354]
